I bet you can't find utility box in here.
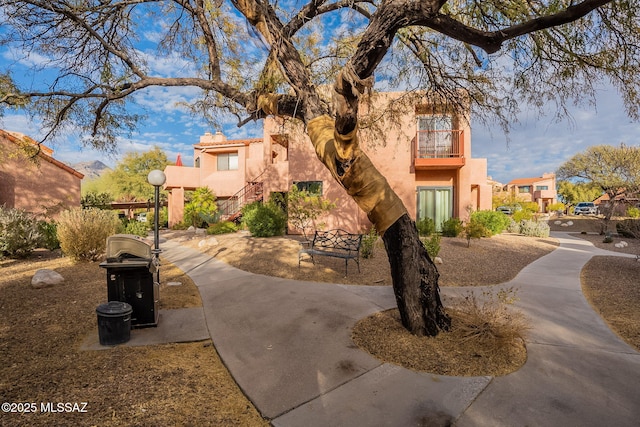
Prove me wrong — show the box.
[99,234,159,328]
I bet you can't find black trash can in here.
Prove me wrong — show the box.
[96,301,132,345]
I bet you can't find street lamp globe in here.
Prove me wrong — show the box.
[147,169,166,187]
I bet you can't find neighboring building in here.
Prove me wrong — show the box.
[164,91,492,232]
[504,173,558,212]
[0,129,84,218]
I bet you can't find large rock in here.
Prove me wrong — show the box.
[31,269,65,289]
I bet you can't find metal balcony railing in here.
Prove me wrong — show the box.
[416,129,464,158]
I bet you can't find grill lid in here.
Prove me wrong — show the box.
[105,234,152,261]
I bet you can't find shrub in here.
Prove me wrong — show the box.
[184,187,218,228]
[512,209,533,223]
[451,287,529,353]
[57,208,121,261]
[359,227,379,259]
[242,202,286,237]
[207,221,238,235]
[38,220,60,250]
[287,185,335,240]
[470,210,510,236]
[464,220,488,247]
[616,219,640,238]
[626,207,640,219]
[519,220,550,237]
[416,217,436,236]
[123,220,149,237]
[0,206,42,258]
[148,207,169,229]
[441,217,463,237]
[422,233,441,258]
[507,219,521,234]
[547,202,566,214]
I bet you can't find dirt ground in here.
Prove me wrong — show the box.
[1,215,638,425]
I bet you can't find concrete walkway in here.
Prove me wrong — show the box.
[161,232,640,426]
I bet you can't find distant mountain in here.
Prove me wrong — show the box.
[73,160,112,180]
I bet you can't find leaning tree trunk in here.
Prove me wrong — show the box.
[257,69,451,336]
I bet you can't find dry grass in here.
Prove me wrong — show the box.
[2,217,638,425]
[0,250,268,427]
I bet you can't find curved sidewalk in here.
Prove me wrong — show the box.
[161,232,640,426]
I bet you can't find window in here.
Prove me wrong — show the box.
[417,187,453,232]
[519,186,531,193]
[195,157,200,168]
[295,181,323,195]
[417,115,452,158]
[217,153,238,171]
[535,185,548,191]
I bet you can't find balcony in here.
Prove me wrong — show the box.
[414,130,465,170]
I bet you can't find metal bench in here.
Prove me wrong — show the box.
[298,229,363,276]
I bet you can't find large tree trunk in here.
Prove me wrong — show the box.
[383,214,451,336]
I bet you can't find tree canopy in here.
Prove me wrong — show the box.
[1,0,638,148]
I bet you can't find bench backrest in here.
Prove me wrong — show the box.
[311,229,362,252]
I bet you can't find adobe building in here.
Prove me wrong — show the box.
[0,129,84,218]
[164,91,492,232]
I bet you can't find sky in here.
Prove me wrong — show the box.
[1,6,639,185]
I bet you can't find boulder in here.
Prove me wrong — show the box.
[31,269,65,289]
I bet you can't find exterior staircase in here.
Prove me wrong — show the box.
[218,181,264,222]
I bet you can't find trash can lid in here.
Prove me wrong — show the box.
[96,301,133,315]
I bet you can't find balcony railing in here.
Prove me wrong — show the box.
[415,130,465,169]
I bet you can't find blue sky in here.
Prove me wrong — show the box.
[1,9,639,185]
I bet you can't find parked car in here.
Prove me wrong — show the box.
[137,213,148,222]
[496,204,522,215]
[574,202,598,215]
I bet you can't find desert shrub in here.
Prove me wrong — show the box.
[123,220,149,237]
[441,217,463,237]
[451,288,528,352]
[626,207,640,219]
[519,220,550,237]
[547,202,566,214]
[148,207,169,228]
[470,210,510,236]
[416,217,436,236]
[0,206,42,258]
[602,234,614,243]
[464,220,488,247]
[287,185,335,240]
[616,219,640,238]
[207,221,238,235]
[422,233,441,258]
[512,209,533,223]
[507,219,521,234]
[242,202,286,237]
[184,187,218,228]
[57,208,121,261]
[360,227,379,259]
[37,220,60,250]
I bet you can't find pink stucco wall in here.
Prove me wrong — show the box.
[0,131,83,219]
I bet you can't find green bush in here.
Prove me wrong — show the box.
[626,207,640,219]
[547,202,566,213]
[38,220,60,250]
[519,220,550,238]
[148,207,169,228]
[0,206,42,259]
[184,187,218,228]
[441,217,463,237]
[241,202,286,237]
[616,219,640,238]
[360,227,379,259]
[123,220,149,237]
[470,210,510,236]
[57,208,121,261]
[464,220,488,247]
[207,221,239,235]
[512,209,533,223]
[422,233,441,258]
[416,217,436,236]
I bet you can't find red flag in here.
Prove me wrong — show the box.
[175,154,183,166]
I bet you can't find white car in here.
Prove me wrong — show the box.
[574,202,597,215]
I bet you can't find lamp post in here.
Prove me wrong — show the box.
[147,169,166,283]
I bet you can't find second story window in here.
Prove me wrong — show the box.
[519,186,531,193]
[217,153,238,171]
[535,185,548,191]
